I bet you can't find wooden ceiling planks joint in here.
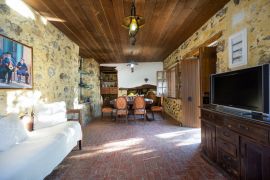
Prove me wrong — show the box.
[24,0,230,63]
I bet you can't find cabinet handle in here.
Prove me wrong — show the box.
[223,131,230,137]
[227,124,232,128]
[238,124,249,131]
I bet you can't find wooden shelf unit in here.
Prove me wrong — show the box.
[100,66,118,106]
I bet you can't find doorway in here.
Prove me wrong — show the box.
[181,47,217,128]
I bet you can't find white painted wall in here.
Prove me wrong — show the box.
[100,62,163,88]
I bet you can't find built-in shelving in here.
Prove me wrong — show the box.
[100,66,118,106]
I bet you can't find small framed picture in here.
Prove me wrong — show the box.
[228,28,247,68]
[0,34,33,89]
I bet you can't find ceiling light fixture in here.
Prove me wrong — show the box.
[122,0,145,45]
[127,61,138,73]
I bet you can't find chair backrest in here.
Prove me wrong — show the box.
[115,96,128,110]
[133,96,145,109]
[146,91,157,105]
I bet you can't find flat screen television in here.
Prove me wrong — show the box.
[211,64,270,114]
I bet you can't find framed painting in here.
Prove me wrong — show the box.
[228,28,248,68]
[0,34,33,89]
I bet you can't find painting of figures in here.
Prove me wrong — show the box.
[0,34,33,89]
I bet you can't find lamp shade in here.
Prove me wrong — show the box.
[122,16,145,30]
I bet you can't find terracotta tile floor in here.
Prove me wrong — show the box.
[46,114,227,180]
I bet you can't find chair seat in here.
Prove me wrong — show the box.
[134,109,146,115]
[151,106,162,112]
[102,107,113,113]
[117,109,128,115]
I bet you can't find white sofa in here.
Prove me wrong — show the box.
[0,102,82,180]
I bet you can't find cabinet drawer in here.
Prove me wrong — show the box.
[217,127,239,145]
[217,148,239,178]
[201,110,213,120]
[225,119,269,145]
[110,88,118,94]
[201,110,224,125]
[101,88,110,94]
[217,139,238,158]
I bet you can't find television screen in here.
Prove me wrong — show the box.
[211,65,269,113]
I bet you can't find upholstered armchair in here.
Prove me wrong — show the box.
[114,96,129,123]
[133,96,146,121]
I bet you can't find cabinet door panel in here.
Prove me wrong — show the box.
[201,120,216,161]
[241,137,270,180]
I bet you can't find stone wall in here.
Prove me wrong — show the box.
[0,0,79,115]
[163,98,181,121]
[79,58,101,123]
[163,0,270,122]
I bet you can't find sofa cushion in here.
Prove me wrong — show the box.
[0,113,28,151]
[0,121,82,180]
[33,101,67,130]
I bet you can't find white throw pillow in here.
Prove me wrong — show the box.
[33,101,67,130]
[0,113,28,151]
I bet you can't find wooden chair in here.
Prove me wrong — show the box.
[101,107,113,118]
[101,96,114,119]
[133,96,146,122]
[114,96,128,123]
[151,96,163,120]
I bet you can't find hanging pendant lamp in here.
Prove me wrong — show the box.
[122,0,145,45]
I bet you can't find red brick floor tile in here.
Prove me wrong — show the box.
[45,115,227,180]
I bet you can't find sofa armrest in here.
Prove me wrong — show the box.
[67,109,81,125]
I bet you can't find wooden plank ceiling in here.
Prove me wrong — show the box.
[24,0,229,63]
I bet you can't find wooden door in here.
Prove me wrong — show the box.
[240,137,270,180]
[181,59,200,127]
[199,47,217,105]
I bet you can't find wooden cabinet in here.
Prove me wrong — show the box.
[201,120,217,162]
[100,66,118,106]
[216,126,240,178]
[101,87,118,95]
[240,137,270,180]
[201,106,270,179]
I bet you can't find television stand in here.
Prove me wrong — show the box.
[200,106,270,179]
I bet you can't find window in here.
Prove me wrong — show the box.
[156,71,167,96]
[167,67,176,98]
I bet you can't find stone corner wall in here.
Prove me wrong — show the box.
[80,58,101,122]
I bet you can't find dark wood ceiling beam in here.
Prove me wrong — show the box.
[159,0,228,61]
[112,0,130,62]
[60,0,113,62]
[141,0,183,62]
[73,0,122,62]
[90,0,123,62]
[24,0,230,63]
[25,0,95,57]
